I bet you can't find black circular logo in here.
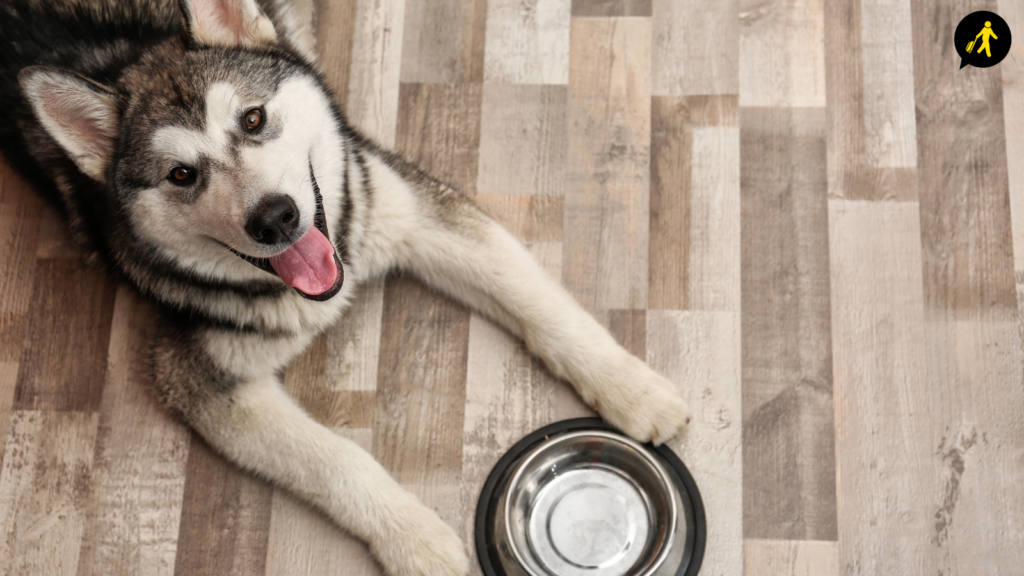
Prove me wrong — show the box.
[955,11,1012,69]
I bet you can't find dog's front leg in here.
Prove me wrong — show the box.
[153,326,469,576]
[377,176,692,444]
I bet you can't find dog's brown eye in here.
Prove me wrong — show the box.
[243,108,263,131]
[168,166,196,186]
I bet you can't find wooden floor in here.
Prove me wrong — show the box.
[1,0,1023,574]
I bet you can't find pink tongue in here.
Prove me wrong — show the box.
[269,227,338,295]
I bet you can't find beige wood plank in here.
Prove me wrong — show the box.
[1002,0,1024,317]
[173,434,273,576]
[859,0,917,168]
[652,0,739,96]
[571,0,651,17]
[321,278,384,393]
[264,429,380,576]
[829,199,931,573]
[347,0,405,147]
[688,125,740,312]
[647,310,742,576]
[922,320,1024,573]
[744,539,838,576]
[483,0,570,85]
[824,0,918,201]
[477,84,568,197]
[14,258,117,413]
[739,0,826,107]
[400,0,488,84]
[564,17,651,312]
[741,107,836,540]
[0,410,100,576]
[395,83,483,197]
[75,287,190,576]
[911,0,1014,319]
[313,0,358,110]
[830,198,1024,573]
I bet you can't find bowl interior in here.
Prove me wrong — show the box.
[503,431,678,576]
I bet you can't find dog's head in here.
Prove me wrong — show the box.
[18,0,345,301]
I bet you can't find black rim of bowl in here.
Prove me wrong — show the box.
[474,417,707,576]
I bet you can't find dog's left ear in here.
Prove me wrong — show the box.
[19,66,120,182]
[178,0,277,50]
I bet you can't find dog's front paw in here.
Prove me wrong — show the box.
[372,497,470,576]
[594,355,692,445]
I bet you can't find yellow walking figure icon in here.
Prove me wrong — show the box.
[967,21,998,57]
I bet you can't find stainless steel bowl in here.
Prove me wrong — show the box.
[476,419,705,576]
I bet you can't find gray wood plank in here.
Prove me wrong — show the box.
[400,0,488,84]
[740,107,836,540]
[477,84,568,197]
[347,0,405,148]
[75,287,190,576]
[312,0,358,110]
[911,0,1015,319]
[571,0,652,17]
[563,16,651,312]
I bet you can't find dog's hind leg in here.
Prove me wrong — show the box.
[152,325,470,576]
[361,158,692,444]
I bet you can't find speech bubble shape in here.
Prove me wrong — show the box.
[955,11,1012,69]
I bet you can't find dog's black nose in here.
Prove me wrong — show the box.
[246,194,299,245]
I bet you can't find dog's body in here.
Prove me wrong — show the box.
[0,1,692,573]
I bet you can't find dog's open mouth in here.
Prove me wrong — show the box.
[229,164,344,301]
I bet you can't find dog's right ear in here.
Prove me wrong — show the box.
[178,0,277,50]
[19,67,120,182]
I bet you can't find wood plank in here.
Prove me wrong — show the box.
[263,429,379,576]
[824,0,918,201]
[483,0,570,84]
[75,287,190,576]
[321,277,384,393]
[313,0,358,110]
[14,258,117,413]
[564,17,651,312]
[829,200,931,574]
[1001,0,1024,323]
[173,434,273,576]
[859,0,917,168]
[373,274,468,484]
[477,84,568,197]
[649,97,692,311]
[739,0,826,107]
[0,411,100,576]
[571,0,652,17]
[652,0,739,96]
[475,194,564,243]
[647,310,742,576]
[400,0,488,84]
[744,540,838,576]
[830,199,1024,574]
[911,0,1015,319]
[922,320,1024,573]
[347,0,405,147]
[395,83,483,197]
[740,107,836,540]
[688,124,740,312]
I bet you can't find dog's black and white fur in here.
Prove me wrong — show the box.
[0,0,693,573]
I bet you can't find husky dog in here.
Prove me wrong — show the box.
[0,0,693,573]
